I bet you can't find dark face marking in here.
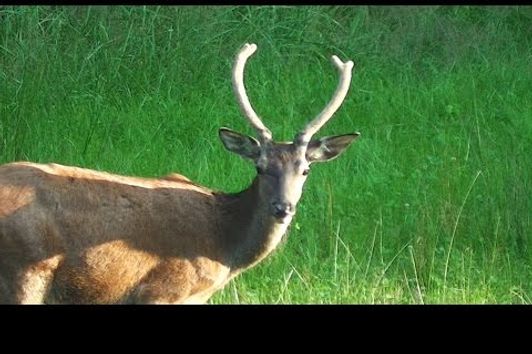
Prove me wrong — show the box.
[254,142,310,222]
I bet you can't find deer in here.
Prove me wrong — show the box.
[0,43,359,304]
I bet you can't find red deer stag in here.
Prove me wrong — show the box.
[0,43,359,304]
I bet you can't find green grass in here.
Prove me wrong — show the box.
[1,5,530,303]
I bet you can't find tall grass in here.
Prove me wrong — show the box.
[1,6,530,303]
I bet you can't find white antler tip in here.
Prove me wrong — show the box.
[241,43,257,56]
[331,55,354,71]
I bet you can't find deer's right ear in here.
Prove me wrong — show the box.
[219,128,261,160]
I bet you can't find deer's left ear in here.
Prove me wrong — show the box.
[306,133,360,163]
[219,127,261,160]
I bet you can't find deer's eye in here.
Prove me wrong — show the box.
[302,169,310,176]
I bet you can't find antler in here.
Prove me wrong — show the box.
[232,43,272,143]
[296,55,354,145]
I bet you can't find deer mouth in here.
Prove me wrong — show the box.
[274,215,293,225]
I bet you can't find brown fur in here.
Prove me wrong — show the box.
[0,161,282,304]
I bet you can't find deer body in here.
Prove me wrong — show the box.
[0,162,290,303]
[0,44,359,304]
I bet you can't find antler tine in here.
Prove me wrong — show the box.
[232,43,272,143]
[296,55,354,145]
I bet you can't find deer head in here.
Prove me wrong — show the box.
[219,43,360,224]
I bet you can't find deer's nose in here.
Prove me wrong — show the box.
[271,201,294,219]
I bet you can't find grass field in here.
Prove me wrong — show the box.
[1,6,530,303]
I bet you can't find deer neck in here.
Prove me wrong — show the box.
[219,177,292,274]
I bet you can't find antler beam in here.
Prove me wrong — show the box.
[296,55,354,145]
[232,43,272,143]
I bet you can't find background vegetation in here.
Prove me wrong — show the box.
[1,6,530,303]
